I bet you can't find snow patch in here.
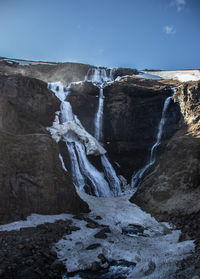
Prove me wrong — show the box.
[47,113,106,156]
[0,213,70,231]
[54,189,194,278]
[144,70,200,82]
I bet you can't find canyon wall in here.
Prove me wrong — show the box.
[0,73,89,224]
[131,81,200,238]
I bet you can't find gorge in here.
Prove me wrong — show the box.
[0,57,199,278]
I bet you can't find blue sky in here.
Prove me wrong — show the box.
[0,0,199,69]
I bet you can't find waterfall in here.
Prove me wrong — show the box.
[48,79,121,197]
[101,155,121,196]
[131,96,172,188]
[85,68,122,195]
[66,141,85,190]
[85,67,113,141]
[94,86,104,141]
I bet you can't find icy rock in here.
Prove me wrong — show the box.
[47,114,106,156]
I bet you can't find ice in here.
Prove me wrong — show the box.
[59,154,68,172]
[0,213,69,231]
[54,189,194,277]
[136,72,162,80]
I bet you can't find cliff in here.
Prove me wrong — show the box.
[131,81,200,239]
[0,73,89,224]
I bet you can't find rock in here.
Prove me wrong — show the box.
[0,60,91,84]
[98,254,107,264]
[91,261,101,271]
[0,73,89,224]
[122,224,145,237]
[112,67,138,80]
[70,226,81,231]
[95,216,102,220]
[86,222,100,229]
[131,81,200,239]
[51,259,65,271]
[0,269,5,276]
[103,77,181,180]
[86,243,101,250]
[67,81,99,135]
[144,260,156,276]
[94,231,107,239]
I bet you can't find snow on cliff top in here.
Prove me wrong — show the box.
[144,70,200,82]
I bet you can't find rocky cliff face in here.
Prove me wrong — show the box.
[103,77,181,179]
[63,76,181,181]
[67,81,99,135]
[0,73,89,224]
[0,59,91,85]
[131,81,200,238]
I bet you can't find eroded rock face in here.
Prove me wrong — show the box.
[67,81,99,135]
[103,77,181,179]
[131,81,200,225]
[0,73,89,224]
[0,60,91,85]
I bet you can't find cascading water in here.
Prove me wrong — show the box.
[48,75,121,197]
[85,67,113,141]
[131,95,173,188]
[85,68,122,195]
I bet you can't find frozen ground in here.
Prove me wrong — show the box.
[0,189,195,278]
[56,189,194,278]
[143,70,200,82]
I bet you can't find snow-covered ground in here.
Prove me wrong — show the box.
[0,188,194,278]
[56,189,194,278]
[136,72,162,80]
[143,70,200,82]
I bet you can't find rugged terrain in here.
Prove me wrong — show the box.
[0,57,199,278]
[0,72,89,224]
[131,81,200,239]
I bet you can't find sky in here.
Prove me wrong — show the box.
[0,0,200,70]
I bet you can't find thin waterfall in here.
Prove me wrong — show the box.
[85,68,122,195]
[66,141,85,190]
[101,155,121,196]
[131,96,172,188]
[94,86,104,141]
[75,142,111,197]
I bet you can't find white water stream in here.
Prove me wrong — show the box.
[48,68,121,197]
[131,96,172,188]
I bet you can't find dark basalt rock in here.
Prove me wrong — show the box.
[122,224,146,237]
[0,220,74,279]
[112,67,138,80]
[0,73,89,224]
[67,259,136,279]
[103,76,181,180]
[131,81,200,235]
[67,81,99,135]
[86,243,101,250]
[0,59,91,84]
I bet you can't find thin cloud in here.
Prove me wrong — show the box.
[164,25,176,34]
[171,0,186,12]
